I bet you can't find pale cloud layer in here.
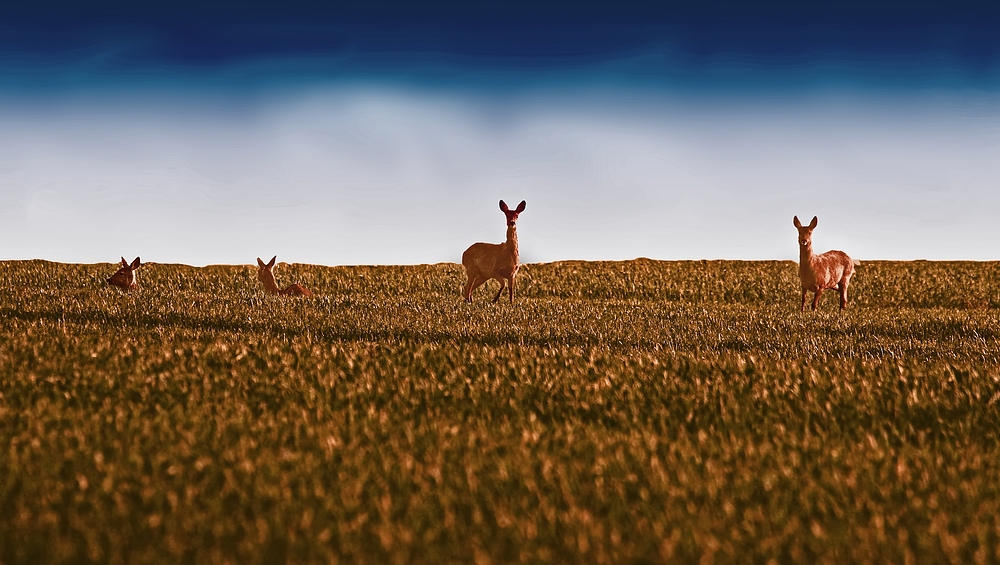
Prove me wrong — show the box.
[1,86,998,265]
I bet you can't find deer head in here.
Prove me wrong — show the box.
[500,200,526,227]
[256,256,279,291]
[793,216,818,248]
[107,257,141,290]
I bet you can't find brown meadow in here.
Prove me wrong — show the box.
[1,259,999,564]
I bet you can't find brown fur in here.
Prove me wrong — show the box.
[107,257,140,291]
[794,216,859,311]
[462,200,525,303]
[256,256,313,297]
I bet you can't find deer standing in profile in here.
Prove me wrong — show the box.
[107,257,141,291]
[794,216,860,311]
[256,256,313,297]
[462,200,526,304]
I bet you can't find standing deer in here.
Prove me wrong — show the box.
[794,216,860,311]
[107,257,141,291]
[462,200,526,303]
[256,256,313,297]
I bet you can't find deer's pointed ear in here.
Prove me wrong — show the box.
[131,257,141,269]
[793,216,802,228]
[499,200,509,212]
[257,258,266,268]
[809,216,818,229]
[120,257,129,267]
[515,200,526,213]
[268,256,277,268]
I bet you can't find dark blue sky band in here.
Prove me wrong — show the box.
[2,2,997,92]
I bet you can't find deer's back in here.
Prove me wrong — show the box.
[280,284,313,297]
[463,242,516,278]
[801,250,855,290]
[108,274,137,291]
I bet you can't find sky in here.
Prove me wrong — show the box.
[1,1,999,265]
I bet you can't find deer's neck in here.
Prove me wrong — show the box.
[259,271,281,294]
[799,243,814,269]
[506,225,519,263]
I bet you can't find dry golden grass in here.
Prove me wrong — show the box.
[1,259,999,564]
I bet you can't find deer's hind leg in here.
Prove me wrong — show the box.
[839,277,851,310]
[463,275,474,302]
[465,273,486,302]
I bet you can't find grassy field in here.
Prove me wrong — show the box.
[1,258,999,564]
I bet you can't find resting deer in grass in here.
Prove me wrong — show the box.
[256,256,313,297]
[107,257,141,291]
[794,216,860,311]
[462,200,525,304]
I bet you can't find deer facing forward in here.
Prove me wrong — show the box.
[256,256,313,297]
[794,216,859,311]
[107,257,141,291]
[462,200,525,303]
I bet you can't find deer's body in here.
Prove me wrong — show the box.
[794,216,859,311]
[256,256,313,297]
[107,257,140,291]
[463,200,525,303]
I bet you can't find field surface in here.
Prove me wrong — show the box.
[1,259,999,564]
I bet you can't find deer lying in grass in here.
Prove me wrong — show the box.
[107,257,141,291]
[462,200,525,303]
[256,256,313,297]
[794,216,859,311]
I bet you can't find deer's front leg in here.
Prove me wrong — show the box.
[812,289,823,311]
[492,280,505,303]
[801,290,809,312]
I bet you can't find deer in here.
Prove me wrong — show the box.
[793,216,860,311]
[256,256,313,297]
[462,200,526,304]
[107,257,141,291]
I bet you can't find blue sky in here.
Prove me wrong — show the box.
[1,2,999,265]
